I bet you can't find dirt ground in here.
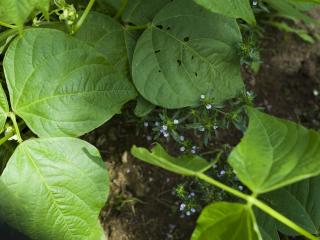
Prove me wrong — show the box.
[1,11,320,240]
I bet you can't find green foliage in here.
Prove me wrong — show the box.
[132,0,244,108]
[0,0,50,28]
[0,0,319,239]
[263,176,320,236]
[228,107,320,194]
[192,202,260,240]
[4,28,136,137]
[0,138,108,240]
[132,143,212,176]
[194,0,256,25]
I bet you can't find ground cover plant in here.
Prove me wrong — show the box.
[0,0,320,239]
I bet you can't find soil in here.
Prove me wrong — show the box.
[1,10,320,240]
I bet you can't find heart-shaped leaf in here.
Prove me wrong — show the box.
[4,28,136,137]
[0,0,50,28]
[132,0,244,108]
[0,83,9,133]
[192,202,261,240]
[228,107,320,194]
[131,144,212,176]
[194,0,256,25]
[0,137,109,240]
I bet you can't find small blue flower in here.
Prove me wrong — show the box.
[180,146,186,152]
[206,104,212,110]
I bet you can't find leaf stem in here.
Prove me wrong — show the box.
[196,172,249,201]
[0,21,17,29]
[114,0,128,20]
[196,172,317,240]
[0,127,15,145]
[8,112,23,143]
[126,24,149,31]
[249,197,318,240]
[72,0,95,34]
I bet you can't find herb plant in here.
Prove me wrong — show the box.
[0,0,319,240]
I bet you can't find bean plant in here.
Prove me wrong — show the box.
[0,0,319,240]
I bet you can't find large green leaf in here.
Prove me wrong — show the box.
[4,28,136,137]
[0,82,9,133]
[228,107,320,194]
[122,0,171,25]
[132,0,244,108]
[131,144,212,176]
[75,11,137,73]
[263,176,320,236]
[0,137,108,240]
[194,0,256,25]
[0,0,50,28]
[192,202,261,240]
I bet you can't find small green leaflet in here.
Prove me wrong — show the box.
[134,96,155,117]
[228,107,320,194]
[192,202,261,240]
[132,0,244,108]
[263,176,320,236]
[194,0,256,25]
[0,0,50,28]
[131,144,212,176]
[0,137,108,240]
[4,28,136,137]
[0,82,9,133]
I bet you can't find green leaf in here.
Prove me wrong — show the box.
[266,0,318,24]
[122,0,171,25]
[192,202,261,240]
[0,137,108,240]
[4,28,136,137]
[0,0,50,28]
[255,209,280,240]
[134,96,155,117]
[75,11,137,73]
[132,0,244,109]
[263,176,320,236]
[0,82,9,133]
[228,107,320,194]
[194,0,256,25]
[131,144,212,176]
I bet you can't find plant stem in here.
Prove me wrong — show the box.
[196,172,317,240]
[114,0,128,20]
[72,0,95,34]
[8,112,23,143]
[126,24,149,31]
[0,127,15,145]
[249,197,318,240]
[196,172,249,201]
[0,21,17,29]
